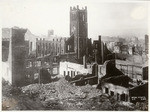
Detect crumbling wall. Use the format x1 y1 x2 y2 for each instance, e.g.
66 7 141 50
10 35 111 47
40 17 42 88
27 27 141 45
97 60 125 89
59 61 90 78
2 40 9 62
11 28 27 86
105 60 124 78
2 62 12 84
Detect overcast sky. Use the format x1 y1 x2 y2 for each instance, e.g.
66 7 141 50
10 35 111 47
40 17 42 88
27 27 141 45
0 0 149 40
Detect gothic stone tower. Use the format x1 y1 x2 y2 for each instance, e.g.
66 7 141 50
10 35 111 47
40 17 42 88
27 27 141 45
70 5 88 63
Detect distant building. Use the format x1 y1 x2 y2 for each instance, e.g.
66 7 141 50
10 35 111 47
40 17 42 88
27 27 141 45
135 45 143 55
114 45 120 53
128 46 134 55
116 59 148 81
48 29 54 37
36 36 67 58
51 37 67 55
36 38 51 57
106 42 116 52
120 45 129 54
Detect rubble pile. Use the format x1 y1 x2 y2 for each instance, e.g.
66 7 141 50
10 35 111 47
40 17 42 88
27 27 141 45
22 83 58 101
2 79 21 110
2 78 12 97
55 78 102 99
55 78 81 99
21 78 138 110
83 95 137 111
22 78 102 101
79 84 102 99
2 77 139 110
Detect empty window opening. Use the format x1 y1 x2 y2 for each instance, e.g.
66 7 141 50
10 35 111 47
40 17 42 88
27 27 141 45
71 71 73 78
121 93 126 101
83 15 84 21
64 71 66 76
110 91 114 96
105 87 109 94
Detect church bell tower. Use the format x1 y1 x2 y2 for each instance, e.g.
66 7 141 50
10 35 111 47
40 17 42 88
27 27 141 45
70 5 88 63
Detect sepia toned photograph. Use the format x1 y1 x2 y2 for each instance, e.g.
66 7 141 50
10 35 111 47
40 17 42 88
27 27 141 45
1 0 149 111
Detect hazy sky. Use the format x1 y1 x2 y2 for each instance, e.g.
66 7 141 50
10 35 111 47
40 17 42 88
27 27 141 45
0 0 149 40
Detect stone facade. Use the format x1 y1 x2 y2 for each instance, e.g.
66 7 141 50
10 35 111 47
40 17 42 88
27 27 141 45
51 37 66 55
36 36 67 58
70 5 88 61
36 38 51 57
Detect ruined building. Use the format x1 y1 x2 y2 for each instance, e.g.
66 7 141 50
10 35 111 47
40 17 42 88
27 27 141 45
97 60 148 103
36 30 67 58
36 37 67 60
2 28 27 86
66 5 112 65
68 5 88 63
2 28 37 59
93 35 106 64
36 38 52 57
2 27 39 86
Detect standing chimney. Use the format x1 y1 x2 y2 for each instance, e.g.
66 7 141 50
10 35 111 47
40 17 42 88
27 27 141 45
101 42 104 64
99 35 102 64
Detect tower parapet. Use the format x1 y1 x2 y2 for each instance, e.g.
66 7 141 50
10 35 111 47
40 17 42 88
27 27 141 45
70 5 87 11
